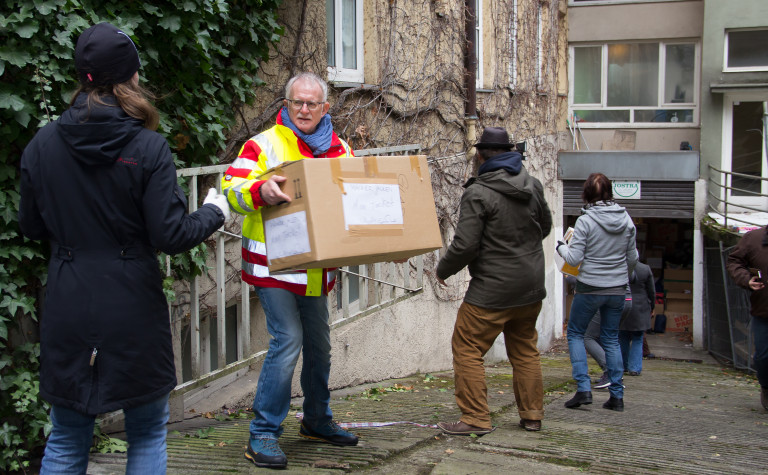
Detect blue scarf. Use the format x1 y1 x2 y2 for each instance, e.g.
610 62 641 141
478 151 523 176
280 107 333 156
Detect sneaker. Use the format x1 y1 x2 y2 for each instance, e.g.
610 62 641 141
628 371 641 376
437 420 494 436
594 372 610 389
244 437 287 469
299 420 359 446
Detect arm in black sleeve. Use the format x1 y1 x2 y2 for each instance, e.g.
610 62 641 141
18 143 48 240
142 141 225 255
644 269 656 311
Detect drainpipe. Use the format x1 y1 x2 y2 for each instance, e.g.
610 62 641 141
465 0 478 160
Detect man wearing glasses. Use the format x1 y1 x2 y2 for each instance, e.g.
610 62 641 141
222 72 356 469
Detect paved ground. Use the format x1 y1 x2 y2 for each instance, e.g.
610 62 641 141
88 332 768 474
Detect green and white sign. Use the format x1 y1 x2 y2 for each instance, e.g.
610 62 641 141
613 180 641 200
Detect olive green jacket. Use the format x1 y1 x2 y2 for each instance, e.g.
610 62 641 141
437 165 552 309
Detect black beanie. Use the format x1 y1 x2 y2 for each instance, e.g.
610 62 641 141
74 23 141 86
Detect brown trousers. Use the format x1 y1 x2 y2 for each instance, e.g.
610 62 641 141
452 300 544 428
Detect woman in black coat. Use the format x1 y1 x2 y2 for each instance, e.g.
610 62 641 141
19 23 229 474
619 261 656 375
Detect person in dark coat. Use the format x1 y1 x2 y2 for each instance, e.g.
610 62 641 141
619 261 655 376
435 127 552 434
18 23 228 474
727 225 768 411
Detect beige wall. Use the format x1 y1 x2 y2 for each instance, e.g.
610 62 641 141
569 0 703 43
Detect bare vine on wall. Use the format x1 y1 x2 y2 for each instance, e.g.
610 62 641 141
194 0 567 308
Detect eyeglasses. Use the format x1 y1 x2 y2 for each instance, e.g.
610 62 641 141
286 99 323 111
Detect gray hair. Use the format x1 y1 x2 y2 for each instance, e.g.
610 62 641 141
284 72 328 102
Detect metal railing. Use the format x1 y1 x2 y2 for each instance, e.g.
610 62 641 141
707 165 768 229
162 145 427 421
704 241 753 372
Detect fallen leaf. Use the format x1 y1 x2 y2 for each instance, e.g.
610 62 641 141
497 391 504 394
709 436 717 439
445 449 454 454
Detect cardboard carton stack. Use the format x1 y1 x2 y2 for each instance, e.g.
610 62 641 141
664 268 693 332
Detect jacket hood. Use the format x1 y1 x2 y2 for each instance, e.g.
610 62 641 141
57 93 145 166
467 153 533 202
582 202 633 234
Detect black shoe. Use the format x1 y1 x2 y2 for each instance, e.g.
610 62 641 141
299 421 359 446
628 371 641 376
244 438 287 469
564 391 593 408
762 387 768 411
603 397 624 412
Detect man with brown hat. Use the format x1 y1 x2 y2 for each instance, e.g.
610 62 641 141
435 127 552 434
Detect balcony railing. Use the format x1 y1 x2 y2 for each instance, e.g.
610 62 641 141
707 164 768 229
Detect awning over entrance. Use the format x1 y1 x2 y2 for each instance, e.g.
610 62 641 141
559 151 700 218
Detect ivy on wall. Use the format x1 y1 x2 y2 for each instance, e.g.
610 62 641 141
0 1 282 471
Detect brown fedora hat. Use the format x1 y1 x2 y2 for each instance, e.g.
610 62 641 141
474 127 514 149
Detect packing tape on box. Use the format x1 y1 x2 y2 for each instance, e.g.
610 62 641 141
410 155 424 180
348 224 404 237
330 157 397 194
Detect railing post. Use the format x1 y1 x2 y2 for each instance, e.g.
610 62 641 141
189 178 201 379
216 173 227 370
239 280 250 359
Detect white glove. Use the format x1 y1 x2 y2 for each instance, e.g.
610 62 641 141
203 188 230 222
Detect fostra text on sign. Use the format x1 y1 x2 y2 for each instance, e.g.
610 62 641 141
613 180 641 200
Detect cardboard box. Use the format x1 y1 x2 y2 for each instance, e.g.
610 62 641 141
259 155 442 271
664 268 693 293
555 227 580 276
665 292 693 313
665 311 692 332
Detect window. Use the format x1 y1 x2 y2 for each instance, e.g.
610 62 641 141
509 0 518 89
720 94 768 210
474 0 483 89
536 3 543 87
326 0 364 83
725 29 768 71
570 42 698 126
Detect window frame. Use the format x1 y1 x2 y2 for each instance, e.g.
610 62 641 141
568 40 700 128
723 28 768 73
326 0 365 84
475 0 483 89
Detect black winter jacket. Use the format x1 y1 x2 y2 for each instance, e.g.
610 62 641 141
621 262 655 331
436 152 552 309
19 93 224 414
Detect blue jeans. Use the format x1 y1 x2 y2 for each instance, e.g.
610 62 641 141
619 330 644 373
40 394 169 475
752 316 768 388
250 287 332 439
567 294 624 399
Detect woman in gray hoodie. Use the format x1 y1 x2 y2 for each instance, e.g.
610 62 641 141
557 173 638 412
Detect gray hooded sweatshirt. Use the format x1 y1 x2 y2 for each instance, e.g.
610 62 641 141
558 201 638 289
